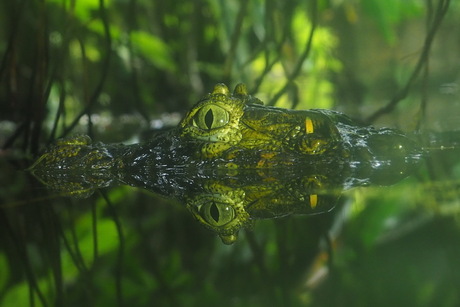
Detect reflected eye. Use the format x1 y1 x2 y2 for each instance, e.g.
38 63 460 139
198 202 235 226
192 105 229 130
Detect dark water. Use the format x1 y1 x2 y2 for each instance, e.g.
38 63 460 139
2 0 460 306
2 115 460 307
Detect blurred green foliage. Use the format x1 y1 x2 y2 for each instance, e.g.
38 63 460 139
1 0 460 306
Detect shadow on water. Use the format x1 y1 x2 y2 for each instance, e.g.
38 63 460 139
3 84 460 307
1 0 460 306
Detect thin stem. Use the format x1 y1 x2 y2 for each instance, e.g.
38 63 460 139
223 1 249 82
60 0 112 138
365 0 451 124
268 0 318 106
100 190 125 307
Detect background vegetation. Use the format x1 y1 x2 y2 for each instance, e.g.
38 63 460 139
1 0 460 306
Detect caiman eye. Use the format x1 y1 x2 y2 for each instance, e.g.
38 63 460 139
198 202 235 226
192 105 229 130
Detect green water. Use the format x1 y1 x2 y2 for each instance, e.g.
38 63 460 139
1 0 460 306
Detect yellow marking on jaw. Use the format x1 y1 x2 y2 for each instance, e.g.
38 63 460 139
305 118 314 134
309 194 318 209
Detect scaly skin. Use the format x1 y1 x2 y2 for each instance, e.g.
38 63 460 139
29 83 424 244
180 83 344 165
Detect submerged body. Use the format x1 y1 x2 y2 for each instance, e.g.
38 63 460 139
30 83 423 243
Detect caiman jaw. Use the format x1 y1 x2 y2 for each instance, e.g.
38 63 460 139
28 83 424 244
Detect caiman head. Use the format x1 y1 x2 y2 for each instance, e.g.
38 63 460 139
179 83 344 166
179 83 347 244
29 83 422 245
177 83 421 244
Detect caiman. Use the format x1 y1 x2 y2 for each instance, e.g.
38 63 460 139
29 83 424 244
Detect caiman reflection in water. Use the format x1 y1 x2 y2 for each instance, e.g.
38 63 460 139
29 84 423 244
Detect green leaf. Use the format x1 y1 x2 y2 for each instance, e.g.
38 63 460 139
361 0 423 44
0 253 8 293
49 0 114 22
131 31 176 72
